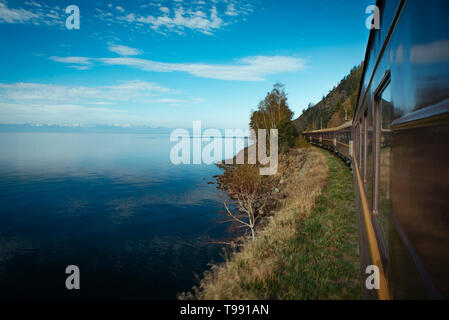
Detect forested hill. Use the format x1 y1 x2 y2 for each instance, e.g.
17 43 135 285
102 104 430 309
293 63 363 133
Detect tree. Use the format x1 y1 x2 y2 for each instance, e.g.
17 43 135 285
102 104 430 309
223 165 274 241
278 117 298 151
249 83 296 152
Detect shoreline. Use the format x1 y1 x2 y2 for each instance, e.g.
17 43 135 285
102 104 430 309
181 148 362 300
213 148 290 237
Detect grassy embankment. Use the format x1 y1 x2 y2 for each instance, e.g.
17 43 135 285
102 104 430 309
182 148 362 300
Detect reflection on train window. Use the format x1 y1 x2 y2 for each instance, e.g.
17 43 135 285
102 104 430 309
364 115 368 185
374 82 392 264
359 120 362 170
366 109 373 210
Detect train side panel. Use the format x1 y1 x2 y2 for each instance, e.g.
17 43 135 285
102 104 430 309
353 0 449 299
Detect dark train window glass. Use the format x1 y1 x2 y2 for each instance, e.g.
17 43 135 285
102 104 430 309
354 125 357 162
366 108 373 210
364 115 368 184
374 82 392 264
359 119 363 170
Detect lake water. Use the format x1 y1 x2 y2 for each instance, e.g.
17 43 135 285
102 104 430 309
0 132 239 299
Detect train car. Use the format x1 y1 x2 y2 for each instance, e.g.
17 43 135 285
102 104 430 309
353 0 449 300
305 0 449 299
304 122 353 165
335 123 353 164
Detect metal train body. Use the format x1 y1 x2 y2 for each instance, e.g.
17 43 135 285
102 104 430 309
304 0 449 299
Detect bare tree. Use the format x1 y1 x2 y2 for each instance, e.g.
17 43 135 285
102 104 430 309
223 165 274 241
224 196 258 241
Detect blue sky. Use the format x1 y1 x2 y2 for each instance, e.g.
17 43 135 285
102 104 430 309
0 0 373 129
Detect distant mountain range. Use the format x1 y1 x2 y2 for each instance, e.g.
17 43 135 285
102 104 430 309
0 124 174 134
0 124 250 137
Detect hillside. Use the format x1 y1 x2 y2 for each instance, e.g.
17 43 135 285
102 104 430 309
293 63 363 133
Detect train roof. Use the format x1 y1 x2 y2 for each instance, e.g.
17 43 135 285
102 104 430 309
303 121 353 134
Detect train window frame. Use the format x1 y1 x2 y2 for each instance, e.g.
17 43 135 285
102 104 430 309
359 119 362 170
373 71 391 264
373 71 391 217
363 110 368 186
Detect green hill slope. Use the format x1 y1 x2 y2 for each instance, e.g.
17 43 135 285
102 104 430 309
293 63 363 133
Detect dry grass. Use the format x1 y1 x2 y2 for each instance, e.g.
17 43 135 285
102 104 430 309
179 148 329 300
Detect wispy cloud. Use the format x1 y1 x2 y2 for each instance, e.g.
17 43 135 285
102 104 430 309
145 97 205 107
0 102 131 126
0 2 38 23
0 1 63 26
0 81 171 102
115 6 125 13
1 1 254 35
119 6 224 35
225 3 239 17
49 56 93 70
0 80 196 125
51 54 307 81
108 44 143 56
97 0 255 36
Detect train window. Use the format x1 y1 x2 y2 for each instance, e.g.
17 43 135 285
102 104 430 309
359 119 363 170
366 107 374 211
354 124 358 163
363 112 368 185
373 76 392 264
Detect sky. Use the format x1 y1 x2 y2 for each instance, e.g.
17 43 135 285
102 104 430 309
0 0 373 129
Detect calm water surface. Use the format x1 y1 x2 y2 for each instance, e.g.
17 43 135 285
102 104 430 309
0 133 236 299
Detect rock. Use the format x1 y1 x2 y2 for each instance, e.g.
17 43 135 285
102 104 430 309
274 188 280 193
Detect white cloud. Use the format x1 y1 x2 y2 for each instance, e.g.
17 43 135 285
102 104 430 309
108 44 143 56
149 98 188 104
69 65 91 71
1 1 254 34
146 97 204 105
24 1 42 8
98 55 306 81
0 81 171 103
0 1 63 26
103 80 170 93
0 102 131 126
159 7 170 14
91 101 114 105
0 81 192 125
225 3 238 16
120 6 223 35
0 2 38 23
50 52 306 81
103 0 254 35
49 56 93 70
50 56 92 65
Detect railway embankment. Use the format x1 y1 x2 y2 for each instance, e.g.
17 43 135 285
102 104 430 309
181 147 362 300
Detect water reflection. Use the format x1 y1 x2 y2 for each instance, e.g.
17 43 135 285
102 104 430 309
0 132 235 299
